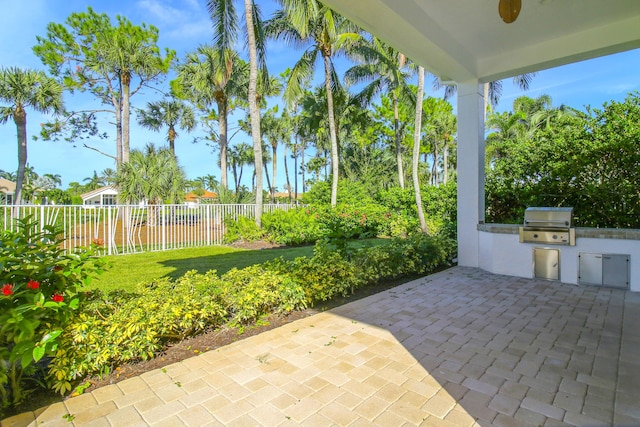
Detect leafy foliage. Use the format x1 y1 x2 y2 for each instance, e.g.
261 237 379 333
0 216 103 413
486 93 640 228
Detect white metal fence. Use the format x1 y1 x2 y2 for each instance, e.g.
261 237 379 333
1 204 298 256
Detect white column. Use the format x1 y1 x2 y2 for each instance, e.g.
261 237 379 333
456 81 485 267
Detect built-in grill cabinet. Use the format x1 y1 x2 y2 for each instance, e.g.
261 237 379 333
519 207 575 246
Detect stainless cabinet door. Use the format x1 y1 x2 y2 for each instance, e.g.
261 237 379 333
534 248 559 280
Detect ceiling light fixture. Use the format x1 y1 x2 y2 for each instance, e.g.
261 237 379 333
498 0 522 23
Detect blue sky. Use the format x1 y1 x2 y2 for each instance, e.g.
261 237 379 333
1 0 639 190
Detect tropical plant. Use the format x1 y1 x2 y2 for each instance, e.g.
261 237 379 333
0 216 103 410
33 7 175 167
346 37 417 188
82 171 105 191
207 0 268 226
174 45 247 187
268 0 361 207
137 97 196 156
0 67 63 205
115 144 186 225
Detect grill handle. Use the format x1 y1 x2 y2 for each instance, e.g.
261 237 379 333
524 219 570 227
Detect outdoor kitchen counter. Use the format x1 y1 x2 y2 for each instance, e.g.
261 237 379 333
478 223 640 240
477 224 640 291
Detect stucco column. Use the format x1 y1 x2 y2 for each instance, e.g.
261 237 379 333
456 81 485 267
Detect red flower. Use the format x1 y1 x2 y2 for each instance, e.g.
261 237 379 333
27 280 40 290
52 293 64 303
2 284 13 296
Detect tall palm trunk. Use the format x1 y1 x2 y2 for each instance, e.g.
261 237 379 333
271 144 277 200
122 71 131 164
264 161 273 203
217 98 229 188
323 53 339 208
431 141 439 186
443 141 449 184
393 94 405 189
13 106 27 205
284 144 291 203
413 66 427 233
301 143 306 194
245 0 263 227
168 126 177 155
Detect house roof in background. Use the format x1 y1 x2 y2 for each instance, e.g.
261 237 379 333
80 186 118 200
0 178 16 194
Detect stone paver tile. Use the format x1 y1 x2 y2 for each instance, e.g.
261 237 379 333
208 399 253 425
140 370 173 388
117 377 151 395
581 402 613 424
91 384 123 405
267 391 298 410
514 407 548 426
281 397 324 423
106 405 144 426
457 397 498 423
134 396 166 414
335 391 363 410
176 404 215 426
443 408 476 427
422 394 456 419
78 417 111 427
67 401 117 425
113 386 156 408
521 397 565 420
1 411 36 427
63 392 98 415
563 411 601 426
353 395 390 421
373 382 406 404
154 382 189 403
373 409 409 426
461 377 499 396
139 400 185 425
493 413 531 427
33 402 69 424
151 415 187 426
552 391 584 413
489 393 521 417
319 401 359 425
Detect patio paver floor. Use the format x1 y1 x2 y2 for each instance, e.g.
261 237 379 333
3 266 639 426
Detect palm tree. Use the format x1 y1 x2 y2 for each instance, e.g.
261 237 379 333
83 171 105 191
269 0 360 207
137 98 196 156
0 67 63 205
100 168 117 185
42 173 62 187
175 46 246 187
345 37 416 189
115 143 186 225
228 142 254 193
207 0 267 226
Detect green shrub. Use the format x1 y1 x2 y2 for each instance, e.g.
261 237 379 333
220 265 306 324
47 271 227 394
0 216 103 413
261 208 322 245
223 216 264 243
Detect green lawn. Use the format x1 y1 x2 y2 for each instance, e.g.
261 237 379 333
90 239 387 293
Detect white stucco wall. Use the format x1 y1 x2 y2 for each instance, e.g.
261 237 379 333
479 226 640 292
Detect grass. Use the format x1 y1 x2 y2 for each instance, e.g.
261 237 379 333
89 239 387 293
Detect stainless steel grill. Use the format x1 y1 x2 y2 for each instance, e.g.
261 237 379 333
519 207 576 246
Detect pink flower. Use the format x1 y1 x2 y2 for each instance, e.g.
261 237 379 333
52 293 64 303
27 280 40 290
2 284 13 296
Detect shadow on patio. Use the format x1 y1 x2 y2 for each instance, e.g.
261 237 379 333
4 267 640 426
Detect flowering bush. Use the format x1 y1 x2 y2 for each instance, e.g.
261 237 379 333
0 216 103 413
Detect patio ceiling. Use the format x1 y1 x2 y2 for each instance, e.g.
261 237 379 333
320 0 640 83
